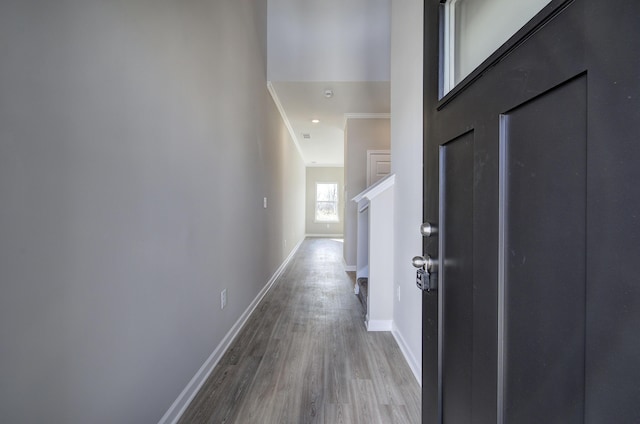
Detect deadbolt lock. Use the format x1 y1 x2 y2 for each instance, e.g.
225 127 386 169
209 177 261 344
412 255 438 293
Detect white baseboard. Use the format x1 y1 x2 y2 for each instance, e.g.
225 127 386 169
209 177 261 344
342 256 356 272
158 238 304 424
392 322 422 385
305 233 344 238
366 319 393 332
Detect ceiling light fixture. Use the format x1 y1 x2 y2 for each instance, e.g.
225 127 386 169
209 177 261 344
324 89 334 99
311 119 320 124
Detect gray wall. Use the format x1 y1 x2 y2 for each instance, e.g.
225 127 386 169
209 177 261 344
0 0 305 422
390 0 424 381
305 167 345 236
343 118 391 267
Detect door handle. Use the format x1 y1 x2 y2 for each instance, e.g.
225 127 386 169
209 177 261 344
412 255 437 273
420 222 438 237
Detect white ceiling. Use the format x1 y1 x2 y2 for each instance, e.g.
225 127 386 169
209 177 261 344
269 81 390 166
267 0 391 167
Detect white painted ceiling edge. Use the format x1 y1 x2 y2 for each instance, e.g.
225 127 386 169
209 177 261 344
267 82 306 163
267 0 391 166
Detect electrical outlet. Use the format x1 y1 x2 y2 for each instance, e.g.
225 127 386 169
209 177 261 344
221 289 227 309
263 197 267 208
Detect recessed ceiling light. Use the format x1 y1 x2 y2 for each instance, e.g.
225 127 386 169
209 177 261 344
324 89 334 98
311 119 320 124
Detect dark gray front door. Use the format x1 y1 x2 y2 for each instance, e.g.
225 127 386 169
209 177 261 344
422 1 640 423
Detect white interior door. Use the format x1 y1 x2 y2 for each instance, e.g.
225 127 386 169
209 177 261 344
367 150 391 187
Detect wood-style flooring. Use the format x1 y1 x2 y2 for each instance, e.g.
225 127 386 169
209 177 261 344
178 238 421 424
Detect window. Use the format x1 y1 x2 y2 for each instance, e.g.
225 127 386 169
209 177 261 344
315 183 339 222
441 0 552 97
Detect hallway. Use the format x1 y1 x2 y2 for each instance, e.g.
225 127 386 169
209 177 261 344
179 238 420 423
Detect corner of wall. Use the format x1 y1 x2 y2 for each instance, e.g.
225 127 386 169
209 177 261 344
158 239 304 424
389 0 424 389
392 322 422 385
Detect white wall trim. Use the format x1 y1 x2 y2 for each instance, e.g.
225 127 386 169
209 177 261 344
158 238 304 424
366 319 393 332
392 322 422 385
267 81 305 163
306 163 344 168
344 112 391 120
343 113 391 129
305 233 344 238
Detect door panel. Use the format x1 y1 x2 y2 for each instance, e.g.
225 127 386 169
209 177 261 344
440 132 474 424
422 1 640 423
501 76 586 423
584 4 640 423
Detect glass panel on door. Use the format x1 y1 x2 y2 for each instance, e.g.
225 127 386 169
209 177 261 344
441 0 552 96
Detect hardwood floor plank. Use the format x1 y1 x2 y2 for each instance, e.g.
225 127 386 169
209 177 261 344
347 321 374 381
324 315 354 405
379 404 415 424
178 238 421 423
298 331 325 423
364 333 407 406
349 379 386 424
324 403 356 424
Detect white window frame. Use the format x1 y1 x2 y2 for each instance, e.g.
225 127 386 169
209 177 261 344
442 0 459 96
314 182 340 223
